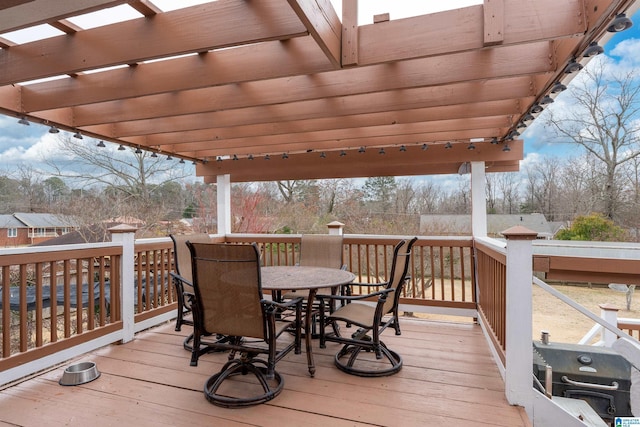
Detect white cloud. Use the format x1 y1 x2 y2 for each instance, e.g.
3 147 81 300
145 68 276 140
609 38 640 68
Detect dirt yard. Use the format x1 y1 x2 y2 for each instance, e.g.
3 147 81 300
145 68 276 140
411 281 640 345
533 282 640 344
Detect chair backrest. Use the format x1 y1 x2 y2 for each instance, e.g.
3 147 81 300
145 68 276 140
188 242 265 339
170 233 212 284
382 237 418 315
299 234 344 269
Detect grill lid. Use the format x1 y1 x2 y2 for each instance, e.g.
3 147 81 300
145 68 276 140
533 341 631 381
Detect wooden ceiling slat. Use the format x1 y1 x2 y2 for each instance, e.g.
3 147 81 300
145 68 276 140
70 74 538 130
0 0 307 86
63 42 551 127
125 116 511 152
20 37 334 112
108 99 525 138
0 0 126 33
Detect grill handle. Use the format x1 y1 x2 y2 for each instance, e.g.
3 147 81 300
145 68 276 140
561 375 619 391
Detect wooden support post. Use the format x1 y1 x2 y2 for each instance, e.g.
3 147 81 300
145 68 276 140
599 303 620 347
471 161 487 237
217 174 231 235
109 224 138 344
503 226 538 412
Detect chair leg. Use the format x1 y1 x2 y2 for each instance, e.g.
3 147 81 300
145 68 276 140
175 310 183 331
190 331 201 367
334 341 403 377
204 358 285 408
392 311 401 335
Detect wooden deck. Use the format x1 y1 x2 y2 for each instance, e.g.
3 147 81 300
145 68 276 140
0 318 530 426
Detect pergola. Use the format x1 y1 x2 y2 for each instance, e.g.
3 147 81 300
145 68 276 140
0 0 636 185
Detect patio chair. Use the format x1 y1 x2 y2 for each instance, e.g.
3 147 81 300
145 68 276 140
186 242 303 408
281 234 345 333
316 237 417 377
169 233 212 350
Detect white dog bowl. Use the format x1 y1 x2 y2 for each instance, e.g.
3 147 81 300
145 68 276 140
59 361 100 386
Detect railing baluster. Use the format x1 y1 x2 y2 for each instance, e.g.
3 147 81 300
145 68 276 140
19 264 27 352
1 265 9 357
49 260 58 343
75 258 82 335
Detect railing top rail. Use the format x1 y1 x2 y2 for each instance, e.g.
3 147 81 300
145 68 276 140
533 240 640 260
223 233 474 246
0 241 120 257
474 236 507 254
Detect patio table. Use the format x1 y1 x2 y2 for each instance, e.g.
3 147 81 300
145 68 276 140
261 266 355 377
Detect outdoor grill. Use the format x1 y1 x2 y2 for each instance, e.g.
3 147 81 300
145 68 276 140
533 340 633 423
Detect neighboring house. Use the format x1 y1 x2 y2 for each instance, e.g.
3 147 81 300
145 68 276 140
0 213 79 247
31 222 121 246
0 214 26 247
420 213 559 239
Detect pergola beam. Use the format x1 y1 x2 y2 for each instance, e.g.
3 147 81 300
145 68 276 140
198 141 524 183
0 0 308 85
186 129 507 160
286 0 342 67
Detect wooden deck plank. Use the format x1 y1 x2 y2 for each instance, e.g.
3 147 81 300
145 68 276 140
0 318 529 426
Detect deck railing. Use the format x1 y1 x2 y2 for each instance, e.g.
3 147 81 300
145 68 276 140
0 243 123 373
226 234 477 315
474 238 507 365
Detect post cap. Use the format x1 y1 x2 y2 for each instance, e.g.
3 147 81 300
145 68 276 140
501 225 538 240
108 224 138 233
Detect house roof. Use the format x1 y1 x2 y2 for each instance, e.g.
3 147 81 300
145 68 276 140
1 0 638 183
31 222 119 246
0 214 23 228
12 213 78 228
420 213 555 237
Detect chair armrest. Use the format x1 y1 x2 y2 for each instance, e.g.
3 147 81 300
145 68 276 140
169 271 193 287
261 296 303 311
316 287 393 303
348 281 390 288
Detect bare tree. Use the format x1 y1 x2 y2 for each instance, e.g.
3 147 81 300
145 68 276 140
545 58 640 219
412 181 443 213
495 172 522 214
523 157 561 220
14 164 46 212
44 136 192 226
394 178 416 214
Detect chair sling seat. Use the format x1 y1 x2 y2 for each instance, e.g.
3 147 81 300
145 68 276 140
169 233 214 351
281 234 345 336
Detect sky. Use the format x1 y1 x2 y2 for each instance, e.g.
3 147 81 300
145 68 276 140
0 1 638 187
